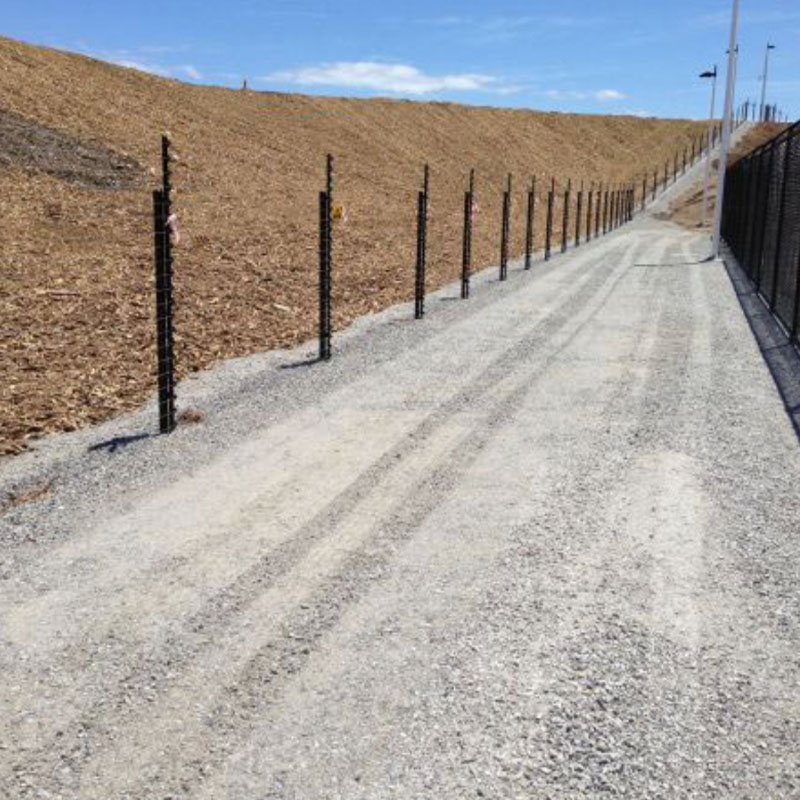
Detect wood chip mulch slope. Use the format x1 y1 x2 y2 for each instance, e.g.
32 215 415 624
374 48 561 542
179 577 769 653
664 123 788 231
0 36 710 455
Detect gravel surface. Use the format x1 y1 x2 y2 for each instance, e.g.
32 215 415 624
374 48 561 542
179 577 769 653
2 143 800 798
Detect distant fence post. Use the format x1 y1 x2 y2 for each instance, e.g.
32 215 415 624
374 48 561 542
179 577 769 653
500 173 511 281
525 176 536 269
575 180 583 247
608 189 617 233
561 179 571 253
152 134 176 435
793 246 800 341
586 182 594 242
754 142 776 291
545 177 554 260
595 182 602 238
602 185 609 234
461 168 474 299
769 140 793 313
746 149 767 286
414 164 429 318
318 154 333 360
652 168 657 201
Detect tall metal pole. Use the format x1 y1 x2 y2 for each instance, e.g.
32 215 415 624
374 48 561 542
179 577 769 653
701 67 718 227
759 43 775 122
711 0 740 259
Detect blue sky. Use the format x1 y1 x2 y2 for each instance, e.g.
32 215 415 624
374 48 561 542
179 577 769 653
4 1 799 120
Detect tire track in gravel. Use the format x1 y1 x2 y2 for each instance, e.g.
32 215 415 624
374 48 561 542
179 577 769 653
1 236 625 612
2 236 654 799
187 233 681 800
0 240 632 740
106 234 659 800
489 233 786 798
448 233 712 797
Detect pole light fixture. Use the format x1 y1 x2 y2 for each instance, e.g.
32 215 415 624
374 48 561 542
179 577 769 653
710 0 740 259
700 67 718 227
760 43 776 122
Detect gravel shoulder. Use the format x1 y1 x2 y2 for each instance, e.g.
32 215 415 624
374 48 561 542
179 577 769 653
2 152 800 798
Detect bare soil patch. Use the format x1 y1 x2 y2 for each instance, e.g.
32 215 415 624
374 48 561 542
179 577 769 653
0 107 141 188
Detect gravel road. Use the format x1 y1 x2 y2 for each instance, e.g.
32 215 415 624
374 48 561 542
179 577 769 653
2 154 800 798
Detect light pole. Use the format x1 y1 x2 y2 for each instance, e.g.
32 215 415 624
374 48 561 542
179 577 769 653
711 0 740 259
759 43 776 121
700 66 718 227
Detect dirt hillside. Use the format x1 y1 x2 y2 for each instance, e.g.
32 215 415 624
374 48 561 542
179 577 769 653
0 36 709 454
663 123 788 230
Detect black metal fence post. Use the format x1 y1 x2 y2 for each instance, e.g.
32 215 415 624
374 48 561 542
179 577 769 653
319 154 333 359
586 182 594 242
769 140 792 313
575 180 583 247
595 182 602 239
792 244 800 341
608 189 617 233
525 176 536 269
561 178 571 253
545 177 554 261
754 142 776 291
461 168 474 299
500 173 511 281
152 135 176 435
652 169 657 201
602 185 609 234
414 164 430 318
415 191 426 318
641 175 647 212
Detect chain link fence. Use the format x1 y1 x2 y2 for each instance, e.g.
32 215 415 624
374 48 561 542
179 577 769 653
723 120 800 343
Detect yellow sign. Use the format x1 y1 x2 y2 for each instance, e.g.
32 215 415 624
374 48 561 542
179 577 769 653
332 205 344 222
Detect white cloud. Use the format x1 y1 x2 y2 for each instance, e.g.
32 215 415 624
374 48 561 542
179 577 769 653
596 89 626 101
264 61 501 95
691 9 800 28
176 64 203 81
542 88 627 102
102 53 202 82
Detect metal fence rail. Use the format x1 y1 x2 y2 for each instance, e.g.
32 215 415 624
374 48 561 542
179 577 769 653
723 120 800 342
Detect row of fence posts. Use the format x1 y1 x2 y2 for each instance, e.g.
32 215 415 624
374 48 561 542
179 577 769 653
152 127 716 435
736 98 788 125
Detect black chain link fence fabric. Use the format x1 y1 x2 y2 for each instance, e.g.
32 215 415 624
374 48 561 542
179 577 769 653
723 121 800 341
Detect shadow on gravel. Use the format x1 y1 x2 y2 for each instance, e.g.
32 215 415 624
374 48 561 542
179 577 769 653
88 433 151 454
724 253 800 444
634 259 712 268
279 357 323 371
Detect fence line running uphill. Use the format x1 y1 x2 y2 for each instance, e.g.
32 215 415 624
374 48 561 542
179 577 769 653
722 118 800 344
150 129 713 437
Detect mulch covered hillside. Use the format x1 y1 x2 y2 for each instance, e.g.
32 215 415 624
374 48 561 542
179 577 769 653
0 36 709 454
664 123 788 231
